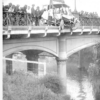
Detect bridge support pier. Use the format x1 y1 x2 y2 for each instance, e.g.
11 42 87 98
57 59 67 88
57 37 67 93
5 54 12 75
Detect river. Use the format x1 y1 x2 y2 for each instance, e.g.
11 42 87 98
66 55 95 100
67 76 94 100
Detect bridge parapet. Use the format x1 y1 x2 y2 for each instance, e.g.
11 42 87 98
79 16 100 26
3 25 100 39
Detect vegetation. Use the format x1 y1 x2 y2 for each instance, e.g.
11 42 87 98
40 74 66 94
3 71 71 100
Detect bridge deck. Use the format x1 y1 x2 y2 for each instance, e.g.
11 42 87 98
3 26 100 38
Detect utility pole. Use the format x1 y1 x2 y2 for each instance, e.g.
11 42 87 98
74 0 77 12
49 0 53 8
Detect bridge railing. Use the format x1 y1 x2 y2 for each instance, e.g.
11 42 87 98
3 11 32 26
79 15 100 26
3 11 100 27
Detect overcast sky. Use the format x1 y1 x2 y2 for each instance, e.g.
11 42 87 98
3 0 100 16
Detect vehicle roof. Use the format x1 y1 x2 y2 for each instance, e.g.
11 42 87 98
53 4 69 8
48 3 69 9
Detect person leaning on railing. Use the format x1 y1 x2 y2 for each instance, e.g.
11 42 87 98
3 3 13 26
3 4 44 26
14 5 20 25
3 3 100 27
19 5 27 26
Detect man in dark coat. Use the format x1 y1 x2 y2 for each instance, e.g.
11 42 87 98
21 5 27 13
35 6 41 26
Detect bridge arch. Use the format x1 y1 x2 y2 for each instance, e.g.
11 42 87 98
3 45 58 57
67 41 100 58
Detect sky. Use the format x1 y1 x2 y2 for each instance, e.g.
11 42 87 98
2 0 100 16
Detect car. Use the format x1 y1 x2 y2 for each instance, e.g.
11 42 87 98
41 3 80 29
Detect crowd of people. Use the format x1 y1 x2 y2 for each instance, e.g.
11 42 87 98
3 3 46 26
3 3 100 27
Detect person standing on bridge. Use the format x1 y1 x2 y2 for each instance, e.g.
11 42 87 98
31 4 35 26
8 3 15 25
26 6 31 25
35 6 41 26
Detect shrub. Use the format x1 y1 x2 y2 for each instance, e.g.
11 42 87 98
95 91 100 100
3 71 70 100
39 74 66 94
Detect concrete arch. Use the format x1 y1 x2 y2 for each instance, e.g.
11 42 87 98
67 41 100 58
3 45 58 57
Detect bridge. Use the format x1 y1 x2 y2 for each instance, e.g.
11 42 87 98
3 25 100 92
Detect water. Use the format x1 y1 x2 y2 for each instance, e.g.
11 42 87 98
67 77 94 100
66 68 95 100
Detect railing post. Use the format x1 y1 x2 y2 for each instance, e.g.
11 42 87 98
27 26 31 38
97 26 100 34
79 26 84 35
89 26 93 35
6 26 11 39
43 26 48 37
56 26 61 36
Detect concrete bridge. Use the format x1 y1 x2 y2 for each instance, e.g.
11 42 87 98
3 25 100 91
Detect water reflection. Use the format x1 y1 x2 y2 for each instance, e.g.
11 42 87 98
66 49 95 100
67 76 94 100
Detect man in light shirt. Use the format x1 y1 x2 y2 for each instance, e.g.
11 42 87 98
27 6 31 25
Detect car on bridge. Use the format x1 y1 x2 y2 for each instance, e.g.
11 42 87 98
41 3 80 29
